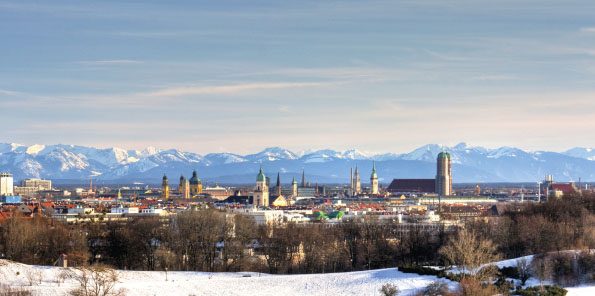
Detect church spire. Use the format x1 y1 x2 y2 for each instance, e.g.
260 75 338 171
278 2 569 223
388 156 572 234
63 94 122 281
276 172 281 195
301 169 306 188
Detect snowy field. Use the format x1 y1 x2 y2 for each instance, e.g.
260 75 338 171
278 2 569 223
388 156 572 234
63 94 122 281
0 257 594 296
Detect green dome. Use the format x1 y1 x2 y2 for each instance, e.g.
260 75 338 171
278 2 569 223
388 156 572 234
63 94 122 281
189 170 201 185
292 177 297 185
437 152 451 159
162 174 168 180
256 167 266 182
371 161 378 179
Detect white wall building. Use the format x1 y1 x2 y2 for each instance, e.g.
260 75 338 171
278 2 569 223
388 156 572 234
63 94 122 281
0 173 14 196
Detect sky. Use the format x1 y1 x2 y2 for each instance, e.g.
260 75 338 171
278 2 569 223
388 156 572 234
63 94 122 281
2 0 595 155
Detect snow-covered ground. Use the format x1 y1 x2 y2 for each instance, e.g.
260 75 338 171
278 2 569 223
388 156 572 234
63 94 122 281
0 257 593 296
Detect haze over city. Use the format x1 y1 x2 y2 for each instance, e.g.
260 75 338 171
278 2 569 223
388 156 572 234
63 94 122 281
2 0 595 154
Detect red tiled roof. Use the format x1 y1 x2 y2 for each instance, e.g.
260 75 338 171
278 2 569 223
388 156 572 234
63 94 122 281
551 183 575 194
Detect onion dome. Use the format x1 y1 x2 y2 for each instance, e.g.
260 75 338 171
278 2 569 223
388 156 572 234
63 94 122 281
437 152 452 159
189 170 201 185
371 161 378 179
256 166 266 182
292 177 297 185
163 174 168 181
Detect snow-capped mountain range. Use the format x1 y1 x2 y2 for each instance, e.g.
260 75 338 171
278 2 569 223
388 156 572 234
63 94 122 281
1 143 594 184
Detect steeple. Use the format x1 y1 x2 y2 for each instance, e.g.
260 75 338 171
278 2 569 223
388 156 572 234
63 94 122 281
301 169 306 188
371 161 378 178
276 172 281 195
370 161 379 195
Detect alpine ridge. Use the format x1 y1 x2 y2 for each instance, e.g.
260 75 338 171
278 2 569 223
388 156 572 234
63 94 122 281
0 143 593 184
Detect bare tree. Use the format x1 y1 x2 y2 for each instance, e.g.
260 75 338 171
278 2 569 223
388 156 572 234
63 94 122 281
532 255 553 291
24 269 42 286
517 258 532 285
69 264 124 296
439 227 499 279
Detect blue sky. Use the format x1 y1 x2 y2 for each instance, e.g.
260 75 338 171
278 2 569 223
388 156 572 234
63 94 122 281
2 0 595 154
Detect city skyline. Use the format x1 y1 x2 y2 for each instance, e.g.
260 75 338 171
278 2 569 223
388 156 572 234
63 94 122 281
2 1 595 154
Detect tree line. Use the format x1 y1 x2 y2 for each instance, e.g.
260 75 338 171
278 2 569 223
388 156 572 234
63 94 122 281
1 193 594 276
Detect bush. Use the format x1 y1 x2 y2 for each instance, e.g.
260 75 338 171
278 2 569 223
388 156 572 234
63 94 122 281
0 284 32 296
551 254 579 287
457 278 499 296
379 283 400 296
494 277 515 294
397 265 462 282
514 285 567 296
578 251 595 282
413 281 453 296
398 265 443 276
500 266 520 279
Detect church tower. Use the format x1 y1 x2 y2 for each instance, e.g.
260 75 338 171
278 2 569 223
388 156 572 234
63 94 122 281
254 166 269 207
161 174 170 199
275 172 282 196
354 166 361 194
436 152 452 196
179 175 190 199
189 170 202 196
301 169 306 188
370 161 379 195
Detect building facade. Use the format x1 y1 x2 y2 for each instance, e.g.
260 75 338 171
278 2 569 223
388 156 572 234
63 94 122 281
20 178 52 190
0 173 14 196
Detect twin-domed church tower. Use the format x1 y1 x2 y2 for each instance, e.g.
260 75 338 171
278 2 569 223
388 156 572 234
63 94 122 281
162 169 203 199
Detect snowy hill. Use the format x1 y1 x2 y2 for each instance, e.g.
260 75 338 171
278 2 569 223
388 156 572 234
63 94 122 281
0 256 593 296
1 143 595 183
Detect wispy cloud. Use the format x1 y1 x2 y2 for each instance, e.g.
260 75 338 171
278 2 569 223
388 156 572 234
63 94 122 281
580 27 595 33
108 30 219 38
76 60 143 66
141 82 332 97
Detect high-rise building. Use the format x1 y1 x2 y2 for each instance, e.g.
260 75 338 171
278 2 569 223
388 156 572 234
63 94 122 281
435 152 452 196
189 170 202 195
161 174 170 199
370 161 379 195
0 173 14 196
254 166 269 207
